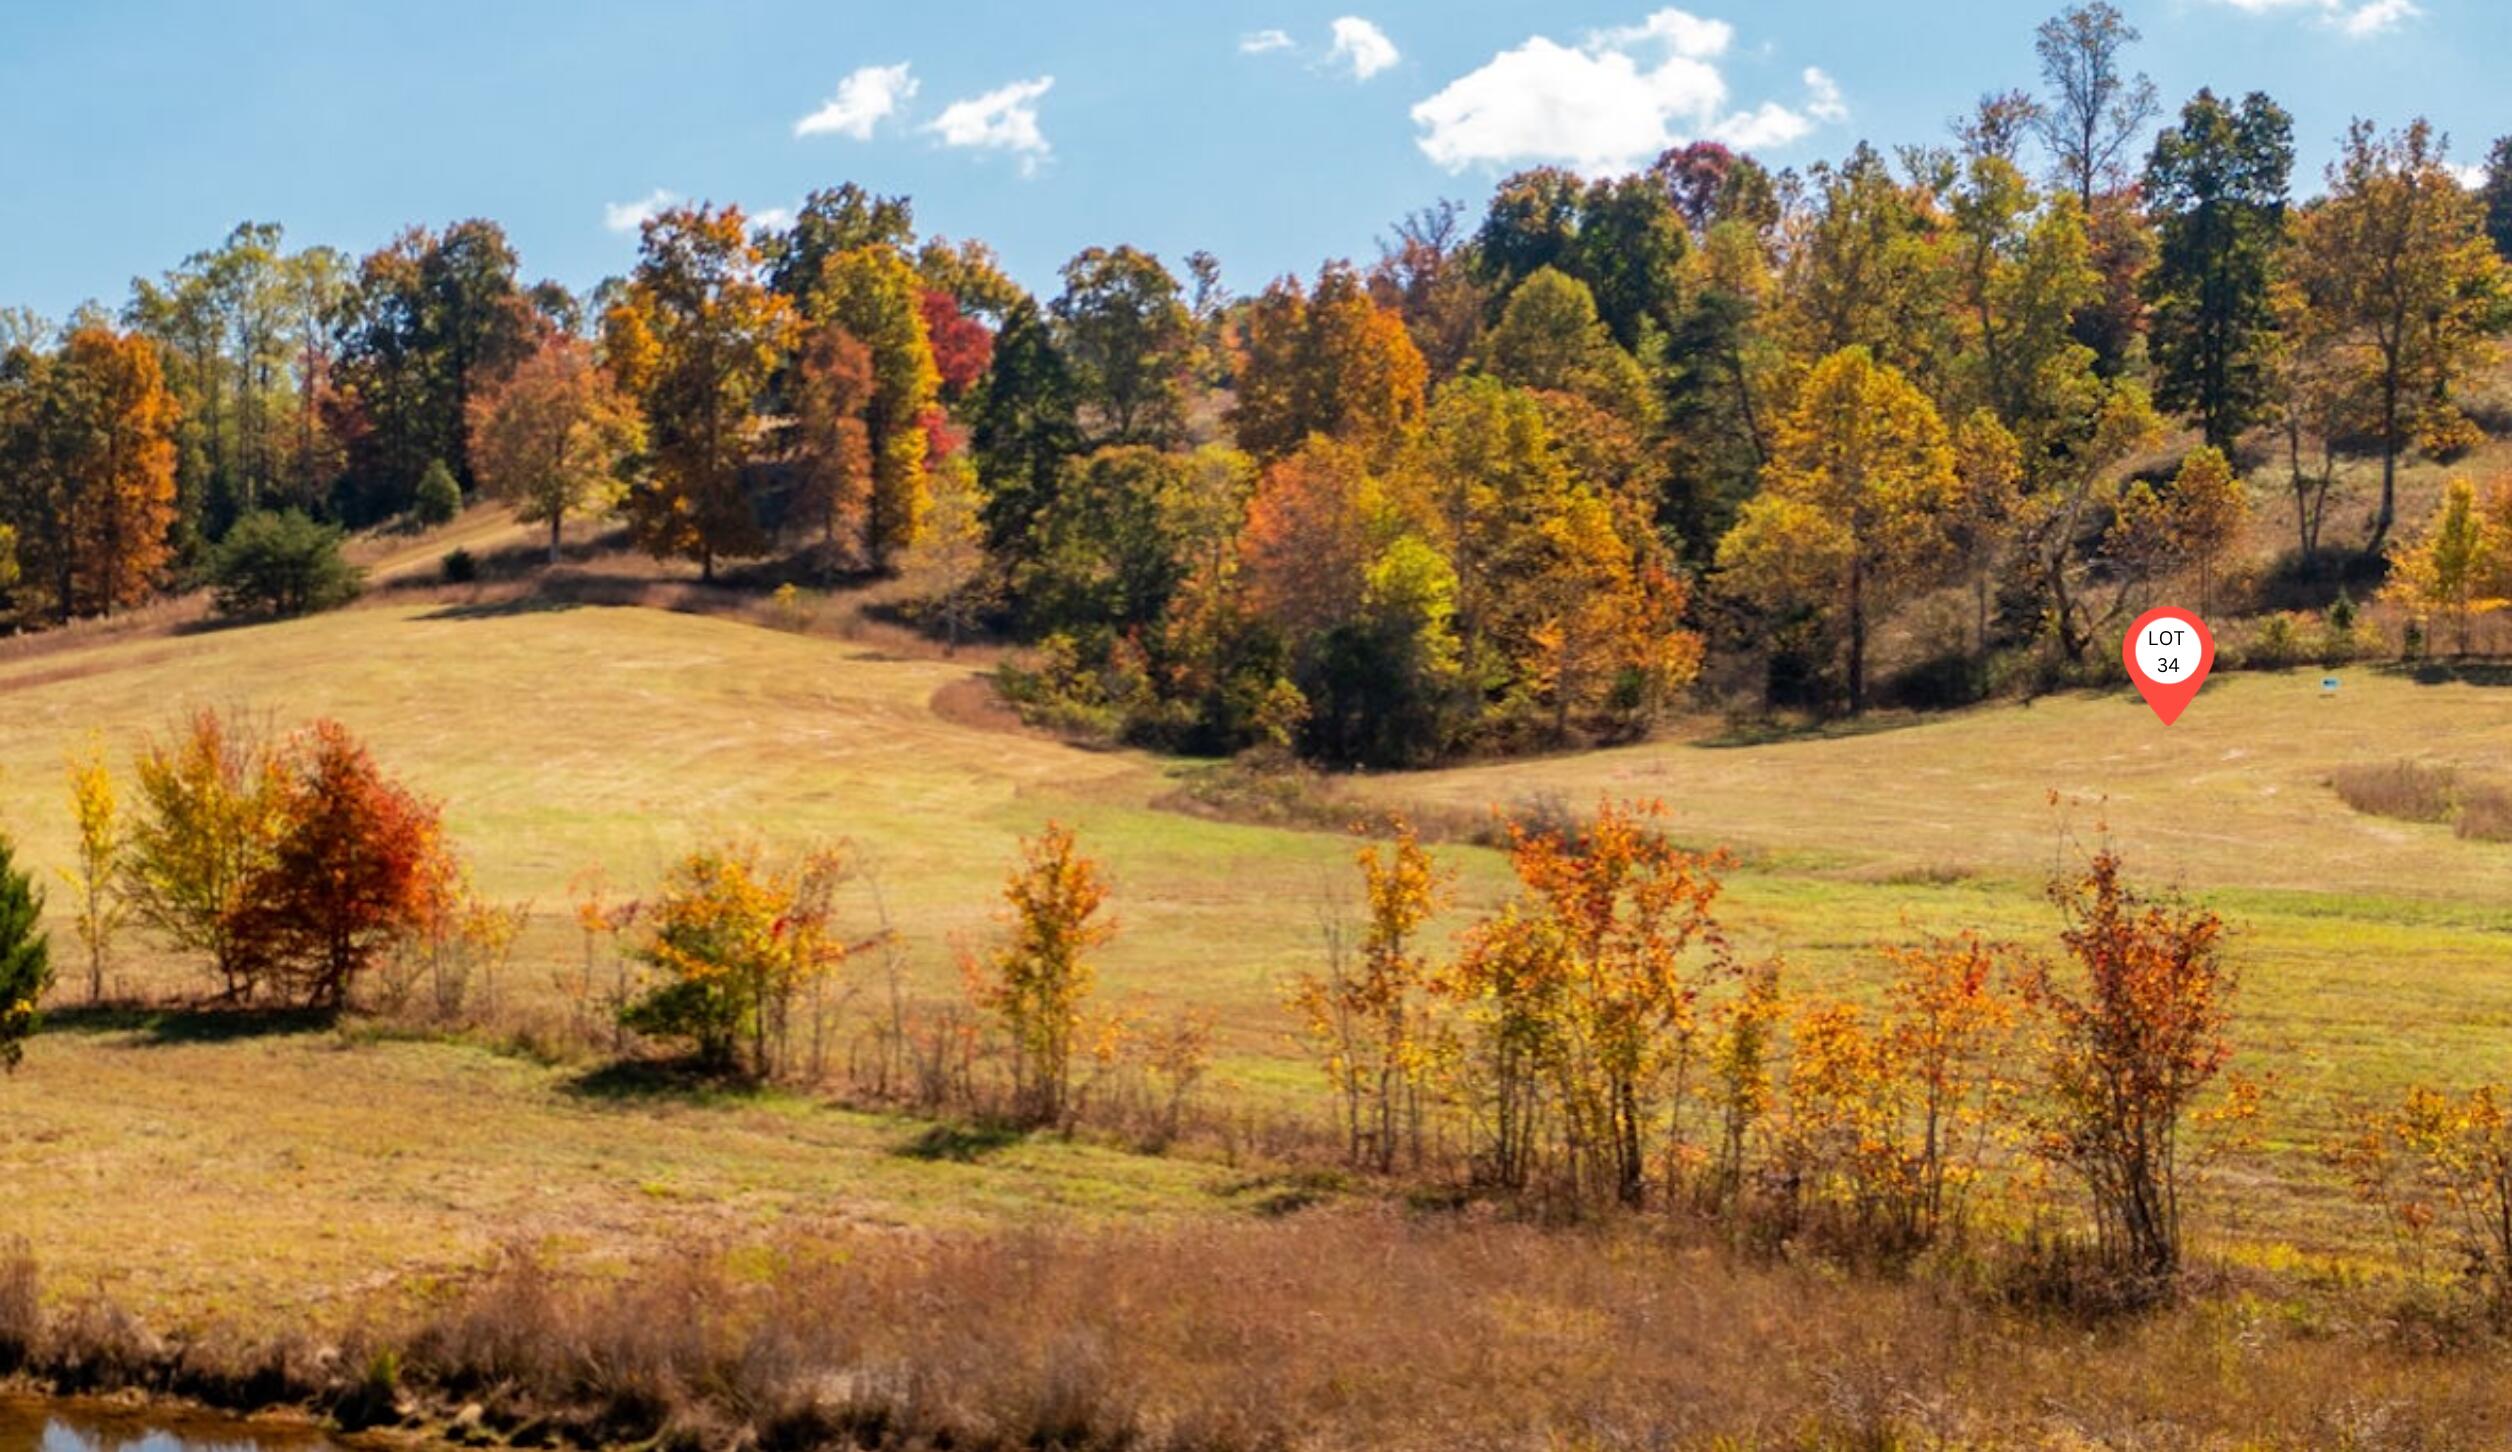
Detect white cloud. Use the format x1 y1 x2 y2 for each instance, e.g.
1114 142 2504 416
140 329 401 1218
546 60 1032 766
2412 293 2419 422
1803 66 1848 125
794 62 918 140
750 205 796 232
1589 9 1732 57
2338 0 2419 36
1240 28 1294 54
2205 0 2420 36
1410 8 1838 175
603 187 678 234
1327 16 1400 79
2451 162 2488 190
927 76 1055 175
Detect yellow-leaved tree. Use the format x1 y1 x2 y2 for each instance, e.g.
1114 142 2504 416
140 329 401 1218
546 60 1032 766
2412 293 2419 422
2382 476 2505 658
1289 816 1451 1173
1717 346 1960 713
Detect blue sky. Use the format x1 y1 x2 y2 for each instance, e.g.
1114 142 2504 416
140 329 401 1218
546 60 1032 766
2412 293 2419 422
0 1 2501 322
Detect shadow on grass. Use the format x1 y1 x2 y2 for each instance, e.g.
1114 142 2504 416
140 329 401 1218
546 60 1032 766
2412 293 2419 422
559 1058 768 1107
41 1003 339 1046
416 594 593 623
1217 1169 1350 1217
2383 661 2512 689
893 1121 1027 1163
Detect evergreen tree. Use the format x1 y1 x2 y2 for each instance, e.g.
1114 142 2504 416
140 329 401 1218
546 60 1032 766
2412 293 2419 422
0 832 52 1073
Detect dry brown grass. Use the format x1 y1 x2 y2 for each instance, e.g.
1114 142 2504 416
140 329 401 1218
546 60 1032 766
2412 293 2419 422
2331 760 2462 823
2455 781 2512 842
8 1219 2512 1450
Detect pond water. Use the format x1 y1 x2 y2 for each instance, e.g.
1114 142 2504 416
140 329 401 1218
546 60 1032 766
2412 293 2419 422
0 1401 344 1452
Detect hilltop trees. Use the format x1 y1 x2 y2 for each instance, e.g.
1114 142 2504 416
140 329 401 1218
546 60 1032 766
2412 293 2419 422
1052 246 1196 447
466 333 644 565
2144 90 2294 451
2291 120 2504 548
0 323 182 623
1718 348 1959 713
806 246 942 566
604 205 797 581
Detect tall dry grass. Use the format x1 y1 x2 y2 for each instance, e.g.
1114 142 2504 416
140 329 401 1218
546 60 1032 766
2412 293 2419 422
7 1220 2512 1449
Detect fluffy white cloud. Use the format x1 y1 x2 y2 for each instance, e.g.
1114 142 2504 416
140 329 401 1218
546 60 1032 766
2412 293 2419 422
1411 8 1839 174
1239 28 1294 54
1327 16 1400 79
603 187 678 234
927 76 1055 175
2206 0 2420 36
2338 0 2419 36
750 205 796 232
1803 66 1848 125
794 62 917 140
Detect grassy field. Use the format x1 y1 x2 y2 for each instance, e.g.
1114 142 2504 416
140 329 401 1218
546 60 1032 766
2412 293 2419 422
5 582 2512 1325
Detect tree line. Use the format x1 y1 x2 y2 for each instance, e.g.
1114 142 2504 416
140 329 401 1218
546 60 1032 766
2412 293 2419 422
5 3 2511 755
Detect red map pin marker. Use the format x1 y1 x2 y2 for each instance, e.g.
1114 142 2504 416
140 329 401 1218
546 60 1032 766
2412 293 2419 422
2123 606 2215 725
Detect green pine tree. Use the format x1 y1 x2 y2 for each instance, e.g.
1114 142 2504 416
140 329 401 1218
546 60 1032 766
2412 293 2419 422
0 833 51 1072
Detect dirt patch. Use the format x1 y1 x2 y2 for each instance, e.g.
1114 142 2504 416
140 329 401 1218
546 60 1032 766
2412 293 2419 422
928 673 1027 736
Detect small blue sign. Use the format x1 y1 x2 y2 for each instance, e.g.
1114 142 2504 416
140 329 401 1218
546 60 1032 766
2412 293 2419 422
2322 676 2341 694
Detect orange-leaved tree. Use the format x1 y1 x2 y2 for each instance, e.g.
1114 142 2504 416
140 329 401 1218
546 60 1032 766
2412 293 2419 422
466 331 645 566
2024 847 2238 1285
966 822 1117 1129
1445 798 1732 1207
230 720 455 1010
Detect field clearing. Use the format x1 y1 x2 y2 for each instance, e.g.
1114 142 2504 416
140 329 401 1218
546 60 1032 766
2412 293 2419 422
4 596 2512 1322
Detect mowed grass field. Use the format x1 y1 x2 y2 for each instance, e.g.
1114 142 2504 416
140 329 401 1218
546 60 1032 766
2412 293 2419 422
4 590 2512 1323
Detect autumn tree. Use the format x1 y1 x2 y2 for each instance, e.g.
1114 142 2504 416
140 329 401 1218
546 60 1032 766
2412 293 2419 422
330 220 531 521
466 332 644 565
124 708 288 1001
0 830 49 1073
920 288 994 400
2291 120 2505 548
231 720 453 1009
1051 245 1195 447
1367 200 1487 381
2338 1083 2512 1314
2143 89 2293 452
1717 347 1960 712
1229 262 1428 464
1444 799 1732 1207
1477 267 1655 428
61 737 128 1004
787 324 877 562
968 823 1116 1129
0 324 182 622
2025 847 2238 1285
1949 409 2025 662
2381 476 2502 656
621 842 855 1078
897 453 992 652
807 246 942 565
1239 437 1464 764
763 183 916 315
2168 445 2250 614
603 205 796 580
1290 818 1451 1172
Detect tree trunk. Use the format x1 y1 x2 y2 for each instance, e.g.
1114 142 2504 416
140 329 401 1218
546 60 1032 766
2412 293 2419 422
1847 555 1868 714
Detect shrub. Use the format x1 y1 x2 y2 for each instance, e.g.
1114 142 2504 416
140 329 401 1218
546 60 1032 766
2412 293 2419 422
1288 818 1449 1172
2336 1084 2512 1316
2023 849 2241 1289
208 510 363 619
413 459 462 526
440 548 478 584
0 833 52 1073
2456 782 2512 842
2331 760 2460 823
621 844 855 1079
2245 611 2309 669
